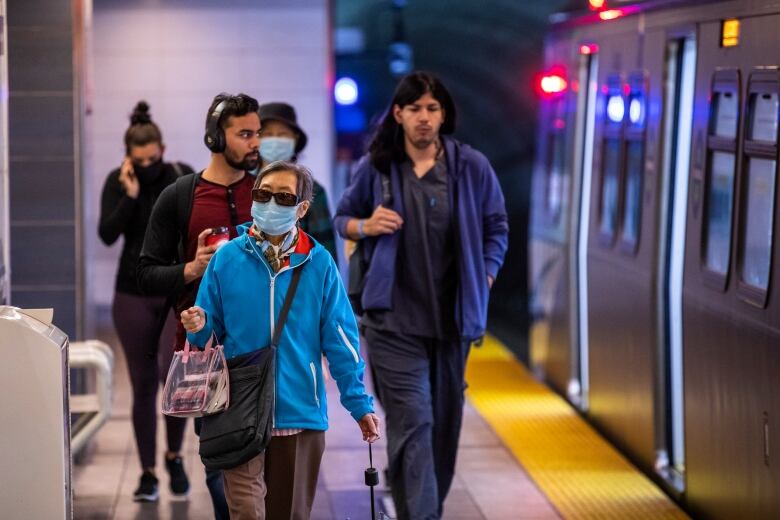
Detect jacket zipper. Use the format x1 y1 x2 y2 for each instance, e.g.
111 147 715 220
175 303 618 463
336 324 360 363
309 362 320 408
250 237 313 429
262 261 278 428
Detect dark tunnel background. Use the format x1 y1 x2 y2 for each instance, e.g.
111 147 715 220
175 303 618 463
334 0 578 362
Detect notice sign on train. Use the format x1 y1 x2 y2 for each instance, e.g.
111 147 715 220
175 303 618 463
722 19 739 47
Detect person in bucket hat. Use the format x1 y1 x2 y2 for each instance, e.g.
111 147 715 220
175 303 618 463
257 102 339 264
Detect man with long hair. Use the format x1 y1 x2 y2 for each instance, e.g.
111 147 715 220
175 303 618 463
335 71 509 519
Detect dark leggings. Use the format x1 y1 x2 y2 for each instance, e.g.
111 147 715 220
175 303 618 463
112 291 187 469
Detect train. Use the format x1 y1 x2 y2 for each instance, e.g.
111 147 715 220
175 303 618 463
530 0 780 517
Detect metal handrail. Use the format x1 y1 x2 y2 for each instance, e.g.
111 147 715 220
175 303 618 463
69 340 113 455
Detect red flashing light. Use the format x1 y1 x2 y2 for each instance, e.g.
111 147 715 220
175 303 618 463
589 0 606 9
599 9 623 20
540 74 568 95
579 43 600 55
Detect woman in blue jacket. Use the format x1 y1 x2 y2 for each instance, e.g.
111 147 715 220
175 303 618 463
182 161 380 519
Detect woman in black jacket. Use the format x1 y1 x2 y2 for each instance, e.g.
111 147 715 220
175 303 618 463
98 101 193 502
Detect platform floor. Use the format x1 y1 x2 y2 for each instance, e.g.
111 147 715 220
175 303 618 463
73 321 560 519
466 334 689 520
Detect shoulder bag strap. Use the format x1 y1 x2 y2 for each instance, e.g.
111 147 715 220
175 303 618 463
380 171 393 207
271 265 304 348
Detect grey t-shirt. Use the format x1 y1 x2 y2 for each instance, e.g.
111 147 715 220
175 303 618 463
363 152 458 339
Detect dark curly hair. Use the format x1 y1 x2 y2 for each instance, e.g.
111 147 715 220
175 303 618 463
205 93 260 132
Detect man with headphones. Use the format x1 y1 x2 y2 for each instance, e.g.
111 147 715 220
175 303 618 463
138 92 261 518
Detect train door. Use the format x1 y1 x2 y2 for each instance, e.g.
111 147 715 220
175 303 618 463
586 25 658 470
655 32 696 488
568 43 599 410
529 35 576 394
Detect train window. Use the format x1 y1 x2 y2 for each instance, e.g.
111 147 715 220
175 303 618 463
546 132 565 218
712 92 738 138
619 73 648 252
599 138 621 238
702 70 740 286
740 157 776 290
736 70 780 306
705 151 736 275
598 75 624 245
749 93 778 142
621 141 643 246
544 97 567 221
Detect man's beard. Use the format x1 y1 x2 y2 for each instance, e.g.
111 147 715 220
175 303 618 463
225 148 259 171
409 136 436 150
406 131 440 152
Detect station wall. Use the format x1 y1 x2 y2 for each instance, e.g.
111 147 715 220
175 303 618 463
87 0 333 311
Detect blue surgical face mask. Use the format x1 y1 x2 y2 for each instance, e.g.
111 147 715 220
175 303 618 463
251 199 299 236
259 137 296 163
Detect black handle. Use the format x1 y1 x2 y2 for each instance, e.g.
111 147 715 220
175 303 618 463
364 467 379 486
366 442 377 519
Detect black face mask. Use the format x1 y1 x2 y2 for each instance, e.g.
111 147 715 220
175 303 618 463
133 159 164 184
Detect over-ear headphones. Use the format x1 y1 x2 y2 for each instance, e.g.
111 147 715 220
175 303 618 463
203 100 228 153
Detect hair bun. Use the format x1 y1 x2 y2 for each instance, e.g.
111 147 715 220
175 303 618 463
130 101 152 125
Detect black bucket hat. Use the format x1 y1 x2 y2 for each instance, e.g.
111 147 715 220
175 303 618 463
258 102 308 153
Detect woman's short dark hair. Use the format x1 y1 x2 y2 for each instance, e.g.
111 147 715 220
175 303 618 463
205 93 260 131
124 101 162 155
368 71 457 174
253 160 314 203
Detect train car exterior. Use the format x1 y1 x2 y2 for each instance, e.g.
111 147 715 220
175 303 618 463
0 8 8 306
530 1 780 517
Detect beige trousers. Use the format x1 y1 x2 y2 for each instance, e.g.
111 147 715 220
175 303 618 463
222 430 326 520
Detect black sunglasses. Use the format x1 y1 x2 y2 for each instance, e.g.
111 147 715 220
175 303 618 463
252 188 299 207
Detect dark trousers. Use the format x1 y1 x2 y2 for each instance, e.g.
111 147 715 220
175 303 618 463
222 430 326 519
364 327 469 520
112 291 187 469
194 418 230 520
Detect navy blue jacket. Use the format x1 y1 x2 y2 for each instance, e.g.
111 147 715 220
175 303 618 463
334 137 509 340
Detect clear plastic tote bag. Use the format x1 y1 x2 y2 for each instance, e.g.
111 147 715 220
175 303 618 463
162 335 229 418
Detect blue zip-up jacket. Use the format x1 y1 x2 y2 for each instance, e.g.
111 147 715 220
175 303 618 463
334 137 509 340
187 224 374 430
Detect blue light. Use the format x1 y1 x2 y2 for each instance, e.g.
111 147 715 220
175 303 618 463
607 95 625 123
335 77 359 106
629 97 643 125
335 105 366 133
388 42 413 77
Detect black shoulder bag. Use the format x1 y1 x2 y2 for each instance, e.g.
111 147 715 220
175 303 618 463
198 265 304 471
347 171 392 315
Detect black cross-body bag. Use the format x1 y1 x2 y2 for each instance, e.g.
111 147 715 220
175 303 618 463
198 265 304 472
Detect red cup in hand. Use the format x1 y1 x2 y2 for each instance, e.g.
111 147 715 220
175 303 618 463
205 226 230 249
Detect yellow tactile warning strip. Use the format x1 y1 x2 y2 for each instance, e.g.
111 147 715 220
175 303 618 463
465 332 690 520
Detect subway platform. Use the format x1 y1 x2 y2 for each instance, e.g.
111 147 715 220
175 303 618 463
71 320 687 519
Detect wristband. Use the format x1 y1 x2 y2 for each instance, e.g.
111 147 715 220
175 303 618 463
357 219 366 239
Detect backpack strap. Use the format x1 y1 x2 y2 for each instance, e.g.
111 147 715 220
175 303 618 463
379 170 392 207
174 171 200 251
271 266 303 348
